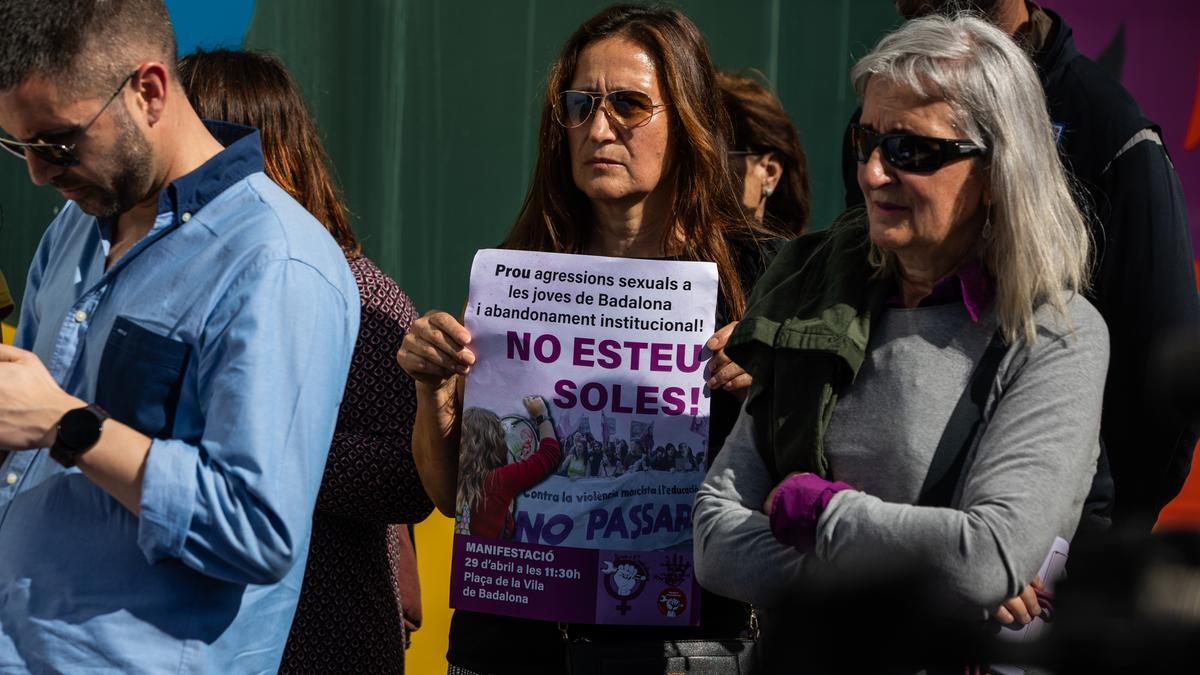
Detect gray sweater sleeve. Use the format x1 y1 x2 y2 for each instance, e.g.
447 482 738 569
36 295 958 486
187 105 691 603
693 409 811 606
694 295 1109 614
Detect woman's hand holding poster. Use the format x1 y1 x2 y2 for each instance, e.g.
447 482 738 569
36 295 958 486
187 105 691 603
451 249 717 626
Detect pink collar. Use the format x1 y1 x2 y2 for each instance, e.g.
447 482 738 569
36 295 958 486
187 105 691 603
886 258 994 322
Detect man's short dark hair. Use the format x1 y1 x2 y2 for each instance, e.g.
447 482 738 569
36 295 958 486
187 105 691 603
0 0 176 96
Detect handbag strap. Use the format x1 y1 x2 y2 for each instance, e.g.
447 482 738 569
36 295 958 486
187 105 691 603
917 330 1007 508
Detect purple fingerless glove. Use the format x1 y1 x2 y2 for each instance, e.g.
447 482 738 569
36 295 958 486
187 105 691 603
768 473 854 549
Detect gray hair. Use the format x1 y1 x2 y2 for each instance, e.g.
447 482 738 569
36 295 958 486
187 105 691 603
851 13 1090 344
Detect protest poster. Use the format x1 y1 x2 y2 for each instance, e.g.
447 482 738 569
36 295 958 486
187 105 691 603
450 249 717 626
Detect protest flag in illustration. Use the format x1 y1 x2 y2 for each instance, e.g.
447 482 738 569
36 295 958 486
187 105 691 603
630 419 655 454
600 412 616 445
554 410 573 443
450 249 717 627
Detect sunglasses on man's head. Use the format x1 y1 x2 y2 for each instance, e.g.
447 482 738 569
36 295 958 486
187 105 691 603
554 90 668 129
850 123 986 173
0 71 136 169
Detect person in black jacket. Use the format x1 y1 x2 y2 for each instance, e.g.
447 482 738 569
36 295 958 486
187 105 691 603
844 0 1199 531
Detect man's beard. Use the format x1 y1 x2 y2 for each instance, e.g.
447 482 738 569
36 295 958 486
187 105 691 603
68 110 154 218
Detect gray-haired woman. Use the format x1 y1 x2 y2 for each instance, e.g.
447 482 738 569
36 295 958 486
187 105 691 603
693 13 1108 668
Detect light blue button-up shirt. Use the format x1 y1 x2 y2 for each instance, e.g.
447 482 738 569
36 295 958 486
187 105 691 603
0 122 359 673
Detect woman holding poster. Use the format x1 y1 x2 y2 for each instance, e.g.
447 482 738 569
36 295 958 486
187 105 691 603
694 14 1109 669
397 5 782 674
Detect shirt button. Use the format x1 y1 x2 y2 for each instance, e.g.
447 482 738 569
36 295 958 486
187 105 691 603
181 212 192 223
5 473 16 486
73 310 88 323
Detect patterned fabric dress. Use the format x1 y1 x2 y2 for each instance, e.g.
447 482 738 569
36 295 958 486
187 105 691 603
280 255 434 674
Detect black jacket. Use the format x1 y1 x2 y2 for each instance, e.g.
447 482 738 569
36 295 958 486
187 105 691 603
843 9 1199 528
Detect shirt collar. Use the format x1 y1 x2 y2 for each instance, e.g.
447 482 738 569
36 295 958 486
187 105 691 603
886 258 995 322
156 121 264 222
949 258 994 322
1018 2 1053 56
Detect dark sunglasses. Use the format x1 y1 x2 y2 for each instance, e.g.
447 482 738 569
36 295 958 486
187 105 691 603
0 71 136 168
554 90 668 129
850 123 986 173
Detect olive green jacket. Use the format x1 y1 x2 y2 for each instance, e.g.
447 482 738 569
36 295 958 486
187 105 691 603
725 219 892 480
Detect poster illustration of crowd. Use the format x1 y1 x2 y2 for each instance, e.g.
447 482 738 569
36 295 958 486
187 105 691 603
450 249 717 626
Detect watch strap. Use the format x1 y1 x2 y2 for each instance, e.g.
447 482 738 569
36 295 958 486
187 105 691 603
50 404 109 467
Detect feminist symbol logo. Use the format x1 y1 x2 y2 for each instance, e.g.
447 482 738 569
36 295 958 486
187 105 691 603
601 557 648 615
657 587 688 618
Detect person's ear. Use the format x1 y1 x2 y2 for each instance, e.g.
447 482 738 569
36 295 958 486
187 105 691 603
761 151 784 196
131 63 170 128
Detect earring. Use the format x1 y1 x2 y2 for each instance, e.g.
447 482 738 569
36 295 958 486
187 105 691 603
982 211 994 240
761 184 774 200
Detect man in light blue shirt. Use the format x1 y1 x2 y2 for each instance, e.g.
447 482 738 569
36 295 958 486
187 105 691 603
0 1 359 672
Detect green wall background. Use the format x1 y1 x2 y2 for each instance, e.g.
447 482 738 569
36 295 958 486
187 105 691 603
0 0 899 318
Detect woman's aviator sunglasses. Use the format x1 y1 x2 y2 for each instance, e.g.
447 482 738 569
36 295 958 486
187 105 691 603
850 123 986 173
0 71 136 168
554 90 668 129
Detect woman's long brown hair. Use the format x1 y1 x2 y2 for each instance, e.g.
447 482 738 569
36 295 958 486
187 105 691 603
177 49 361 257
503 4 780 320
718 70 811 235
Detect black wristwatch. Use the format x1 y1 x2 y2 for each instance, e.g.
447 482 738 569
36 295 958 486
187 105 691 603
534 414 551 427
50 404 109 467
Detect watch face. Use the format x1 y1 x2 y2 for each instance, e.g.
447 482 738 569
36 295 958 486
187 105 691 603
58 406 105 453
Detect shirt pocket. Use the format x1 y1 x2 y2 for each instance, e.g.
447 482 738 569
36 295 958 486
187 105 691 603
95 316 192 438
